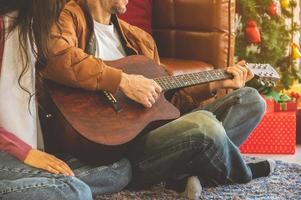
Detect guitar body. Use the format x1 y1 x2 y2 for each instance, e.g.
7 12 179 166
41 56 180 164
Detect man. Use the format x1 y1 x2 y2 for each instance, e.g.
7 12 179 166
43 0 275 199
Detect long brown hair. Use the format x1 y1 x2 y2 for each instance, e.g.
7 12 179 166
0 0 68 66
0 0 67 110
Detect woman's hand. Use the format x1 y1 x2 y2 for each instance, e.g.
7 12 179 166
119 73 162 108
24 149 74 176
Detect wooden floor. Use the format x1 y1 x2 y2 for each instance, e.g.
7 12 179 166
244 145 301 165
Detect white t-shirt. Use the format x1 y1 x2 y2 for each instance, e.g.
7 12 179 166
0 13 43 149
94 21 126 60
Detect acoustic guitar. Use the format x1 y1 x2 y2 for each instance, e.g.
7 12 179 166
41 55 280 164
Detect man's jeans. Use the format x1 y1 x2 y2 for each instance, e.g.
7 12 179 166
128 87 266 188
0 152 131 200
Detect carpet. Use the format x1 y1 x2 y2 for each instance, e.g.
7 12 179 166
97 157 301 200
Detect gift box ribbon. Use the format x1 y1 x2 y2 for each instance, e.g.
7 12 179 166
280 103 287 111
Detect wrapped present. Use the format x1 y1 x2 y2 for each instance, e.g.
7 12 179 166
263 96 274 113
297 109 301 144
290 91 301 109
274 101 297 112
274 94 298 112
240 112 296 154
283 84 301 108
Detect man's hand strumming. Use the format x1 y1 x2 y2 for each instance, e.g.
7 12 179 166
119 73 162 108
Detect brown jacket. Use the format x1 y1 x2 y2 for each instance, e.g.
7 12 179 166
43 0 214 113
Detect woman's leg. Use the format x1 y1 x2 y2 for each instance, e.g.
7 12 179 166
128 109 254 189
0 151 92 200
58 155 132 197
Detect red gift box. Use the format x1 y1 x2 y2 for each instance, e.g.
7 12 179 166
240 112 296 154
297 109 301 144
274 101 297 112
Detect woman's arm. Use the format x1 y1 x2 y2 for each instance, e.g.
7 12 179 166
0 127 74 176
0 127 32 161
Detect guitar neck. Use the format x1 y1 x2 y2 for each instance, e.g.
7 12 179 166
154 69 233 91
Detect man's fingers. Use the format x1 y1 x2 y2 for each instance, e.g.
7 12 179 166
246 67 255 81
148 95 156 105
237 60 246 66
152 91 159 100
235 65 248 82
154 83 162 93
141 97 152 108
145 101 152 108
227 67 240 80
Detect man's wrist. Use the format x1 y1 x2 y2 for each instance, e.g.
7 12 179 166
119 73 128 91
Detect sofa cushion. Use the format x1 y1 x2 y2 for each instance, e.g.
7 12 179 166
0 17 4 74
161 58 213 76
119 0 152 34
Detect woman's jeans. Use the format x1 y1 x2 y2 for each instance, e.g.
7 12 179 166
128 87 266 188
0 152 131 200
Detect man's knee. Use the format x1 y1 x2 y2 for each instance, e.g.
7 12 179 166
66 177 92 200
244 87 265 102
183 111 228 147
56 176 92 200
239 87 266 113
46 176 92 200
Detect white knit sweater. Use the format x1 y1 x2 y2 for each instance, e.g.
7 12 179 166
0 14 43 149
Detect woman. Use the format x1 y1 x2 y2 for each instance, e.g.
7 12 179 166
0 0 131 199
41 0 276 199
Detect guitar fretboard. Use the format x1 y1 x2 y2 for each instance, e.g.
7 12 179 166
154 69 233 91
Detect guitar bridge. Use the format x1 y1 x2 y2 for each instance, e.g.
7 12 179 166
103 91 122 113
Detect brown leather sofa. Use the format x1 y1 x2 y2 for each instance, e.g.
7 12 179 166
152 0 236 76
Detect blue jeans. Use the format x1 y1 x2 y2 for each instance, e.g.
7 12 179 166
128 87 266 188
0 151 131 199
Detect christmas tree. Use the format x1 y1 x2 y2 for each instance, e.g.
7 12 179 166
235 0 301 94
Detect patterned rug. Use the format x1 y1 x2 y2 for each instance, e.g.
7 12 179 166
97 157 301 200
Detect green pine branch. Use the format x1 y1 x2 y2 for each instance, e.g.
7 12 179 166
236 0 300 93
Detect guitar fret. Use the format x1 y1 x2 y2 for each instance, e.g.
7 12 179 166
211 71 217 80
192 74 198 84
206 71 212 81
215 70 221 78
184 74 191 86
155 78 168 90
173 76 180 88
177 75 185 87
203 71 210 82
195 73 203 83
180 75 186 86
172 77 181 88
188 74 195 85
165 77 174 89
168 77 177 89
208 71 216 81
